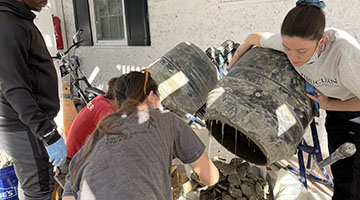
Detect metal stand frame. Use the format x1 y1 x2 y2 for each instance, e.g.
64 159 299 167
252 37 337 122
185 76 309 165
288 119 333 188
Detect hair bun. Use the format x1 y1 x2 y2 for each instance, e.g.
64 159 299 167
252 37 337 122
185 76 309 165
295 0 326 8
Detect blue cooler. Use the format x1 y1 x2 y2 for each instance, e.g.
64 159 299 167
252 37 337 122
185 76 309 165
0 165 18 200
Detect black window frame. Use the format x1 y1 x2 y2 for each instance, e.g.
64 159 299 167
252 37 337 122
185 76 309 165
72 0 151 46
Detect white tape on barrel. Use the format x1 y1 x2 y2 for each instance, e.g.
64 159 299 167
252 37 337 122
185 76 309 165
276 104 296 137
158 71 189 101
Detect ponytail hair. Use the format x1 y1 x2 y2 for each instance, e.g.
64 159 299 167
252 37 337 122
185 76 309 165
281 1 326 41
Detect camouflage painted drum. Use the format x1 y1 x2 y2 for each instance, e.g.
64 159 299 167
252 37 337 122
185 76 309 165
206 47 317 165
149 42 220 118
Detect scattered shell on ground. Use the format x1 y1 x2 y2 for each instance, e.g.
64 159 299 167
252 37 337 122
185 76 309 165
237 162 250 179
199 158 273 200
236 197 247 200
249 195 261 200
220 164 237 176
228 174 241 187
222 192 232 200
240 182 255 197
228 187 242 198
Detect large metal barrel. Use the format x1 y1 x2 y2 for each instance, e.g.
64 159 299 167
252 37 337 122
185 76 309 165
149 42 220 117
206 47 317 165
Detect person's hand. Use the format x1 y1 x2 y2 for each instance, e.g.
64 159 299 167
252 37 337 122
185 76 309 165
306 88 329 110
45 137 67 166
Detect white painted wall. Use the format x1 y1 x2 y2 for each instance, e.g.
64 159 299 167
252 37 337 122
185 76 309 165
34 6 57 56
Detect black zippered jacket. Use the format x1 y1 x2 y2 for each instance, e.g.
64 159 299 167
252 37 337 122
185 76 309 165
0 0 60 145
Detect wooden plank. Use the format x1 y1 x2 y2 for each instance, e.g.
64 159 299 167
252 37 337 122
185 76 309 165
172 180 198 200
61 81 78 139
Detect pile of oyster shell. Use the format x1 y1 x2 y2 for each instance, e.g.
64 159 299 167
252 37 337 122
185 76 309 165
200 158 273 200
0 150 13 168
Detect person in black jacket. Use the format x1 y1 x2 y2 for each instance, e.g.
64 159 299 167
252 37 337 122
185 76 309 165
0 0 67 199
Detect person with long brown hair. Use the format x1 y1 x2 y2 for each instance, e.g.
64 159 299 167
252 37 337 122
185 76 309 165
62 70 219 200
226 1 360 199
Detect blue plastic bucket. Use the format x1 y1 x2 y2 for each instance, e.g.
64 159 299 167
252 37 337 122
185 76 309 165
0 165 18 200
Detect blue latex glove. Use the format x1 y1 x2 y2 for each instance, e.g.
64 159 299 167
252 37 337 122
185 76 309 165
225 67 232 72
45 137 67 166
305 82 319 111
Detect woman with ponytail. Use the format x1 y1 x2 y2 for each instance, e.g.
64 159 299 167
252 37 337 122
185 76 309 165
227 0 360 199
62 70 219 200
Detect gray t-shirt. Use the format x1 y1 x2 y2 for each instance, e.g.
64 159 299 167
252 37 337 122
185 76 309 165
63 108 205 200
260 28 360 100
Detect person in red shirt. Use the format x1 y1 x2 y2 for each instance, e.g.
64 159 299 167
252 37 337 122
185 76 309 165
66 77 119 160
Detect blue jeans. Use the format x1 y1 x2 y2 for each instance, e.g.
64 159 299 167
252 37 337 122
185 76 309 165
0 129 54 200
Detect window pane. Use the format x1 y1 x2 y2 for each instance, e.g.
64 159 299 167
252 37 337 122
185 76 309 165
94 0 125 40
100 17 110 39
109 0 120 15
109 16 124 39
